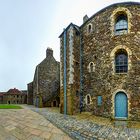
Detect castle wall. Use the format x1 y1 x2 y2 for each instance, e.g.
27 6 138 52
81 4 140 120
60 2 140 120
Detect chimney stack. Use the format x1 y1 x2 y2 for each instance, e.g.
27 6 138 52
46 47 53 57
83 15 89 23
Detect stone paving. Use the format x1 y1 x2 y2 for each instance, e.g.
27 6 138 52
0 107 72 140
27 105 140 140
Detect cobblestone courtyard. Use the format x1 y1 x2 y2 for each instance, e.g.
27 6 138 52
28 106 140 140
0 106 71 140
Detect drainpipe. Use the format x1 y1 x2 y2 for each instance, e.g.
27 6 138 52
36 65 39 107
80 32 83 113
63 29 67 118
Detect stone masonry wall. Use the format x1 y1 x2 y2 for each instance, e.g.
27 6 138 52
33 48 60 108
27 82 33 105
60 24 80 115
81 3 140 120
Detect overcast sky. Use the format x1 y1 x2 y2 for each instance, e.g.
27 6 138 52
0 0 139 91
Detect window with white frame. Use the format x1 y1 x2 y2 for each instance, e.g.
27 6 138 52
88 62 95 73
85 94 91 105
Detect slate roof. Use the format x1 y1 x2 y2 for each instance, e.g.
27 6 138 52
7 88 22 95
59 23 80 38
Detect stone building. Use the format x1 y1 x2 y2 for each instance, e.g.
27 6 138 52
0 88 27 104
0 93 4 104
27 82 33 105
60 2 140 120
27 48 60 107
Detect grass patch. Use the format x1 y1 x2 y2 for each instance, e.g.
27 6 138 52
0 104 22 109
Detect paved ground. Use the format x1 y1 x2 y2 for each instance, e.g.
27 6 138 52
0 106 72 140
27 105 140 140
1 105 140 140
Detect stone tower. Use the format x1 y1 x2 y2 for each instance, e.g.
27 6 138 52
60 2 140 120
59 23 81 115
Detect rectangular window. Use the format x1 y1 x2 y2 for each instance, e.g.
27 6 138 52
97 96 102 106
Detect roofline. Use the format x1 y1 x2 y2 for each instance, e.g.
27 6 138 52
59 23 79 38
59 1 140 35
81 1 140 27
27 81 33 85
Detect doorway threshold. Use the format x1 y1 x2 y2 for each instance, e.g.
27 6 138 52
115 117 128 120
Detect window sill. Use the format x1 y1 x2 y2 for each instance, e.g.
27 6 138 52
111 32 130 38
114 72 128 75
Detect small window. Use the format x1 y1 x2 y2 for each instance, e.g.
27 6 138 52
75 31 79 36
75 62 79 67
87 95 90 104
76 90 79 97
94 55 97 60
115 14 128 35
90 63 93 72
87 24 92 33
85 94 91 105
97 96 102 106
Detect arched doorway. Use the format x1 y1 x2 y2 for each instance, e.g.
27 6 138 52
115 92 128 118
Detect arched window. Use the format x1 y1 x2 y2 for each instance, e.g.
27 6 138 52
90 63 93 72
115 49 128 73
87 24 92 33
115 14 128 35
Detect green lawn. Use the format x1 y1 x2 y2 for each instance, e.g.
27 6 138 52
0 104 22 109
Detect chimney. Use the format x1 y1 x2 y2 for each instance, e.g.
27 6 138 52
83 15 89 23
46 47 53 57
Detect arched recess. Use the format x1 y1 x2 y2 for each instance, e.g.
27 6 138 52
110 45 132 74
85 94 92 105
87 62 95 73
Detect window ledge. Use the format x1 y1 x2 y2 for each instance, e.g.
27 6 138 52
114 72 128 75
111 31 130 38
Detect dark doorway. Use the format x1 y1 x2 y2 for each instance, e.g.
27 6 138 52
53 101 57 107
8 101 10 104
